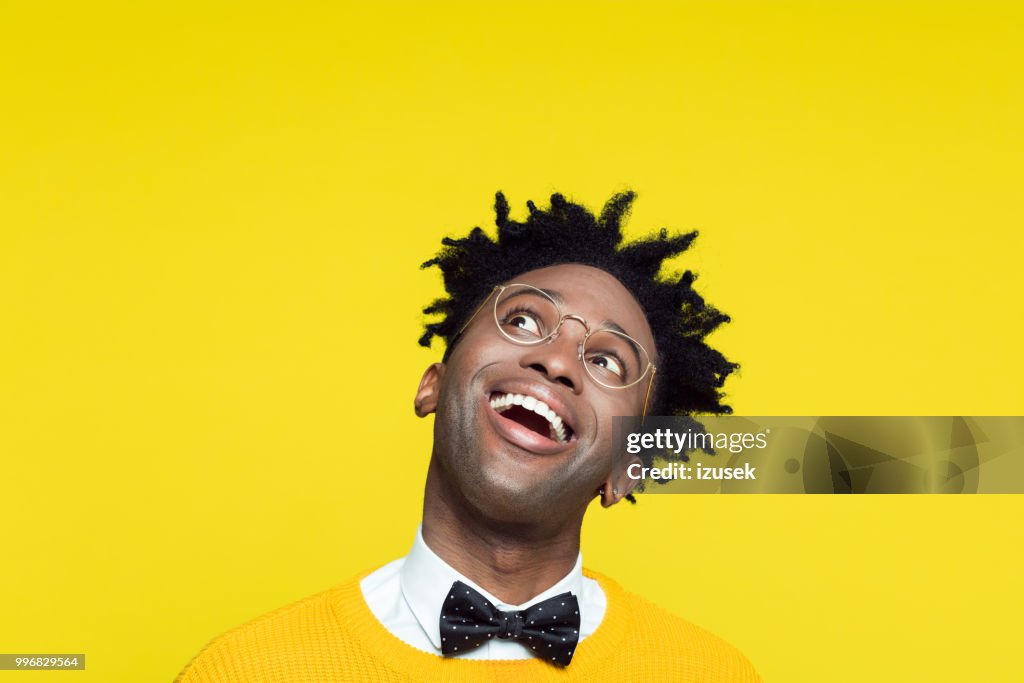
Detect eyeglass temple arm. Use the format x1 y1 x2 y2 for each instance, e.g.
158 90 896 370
641 366 656 424
454 286 502 341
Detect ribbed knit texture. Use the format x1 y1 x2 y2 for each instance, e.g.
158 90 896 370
175 568 761 682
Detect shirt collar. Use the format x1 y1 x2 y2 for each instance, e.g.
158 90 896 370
399 525 585 651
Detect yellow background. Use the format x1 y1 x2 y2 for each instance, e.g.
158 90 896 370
2 2 1022 681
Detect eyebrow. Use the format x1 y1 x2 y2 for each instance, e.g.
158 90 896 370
537 287 567 306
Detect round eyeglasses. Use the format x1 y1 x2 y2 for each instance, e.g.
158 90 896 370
457 283 657 396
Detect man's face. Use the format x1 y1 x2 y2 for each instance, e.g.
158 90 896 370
417 263 657 527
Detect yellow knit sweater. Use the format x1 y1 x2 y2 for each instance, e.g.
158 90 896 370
176 568 761 682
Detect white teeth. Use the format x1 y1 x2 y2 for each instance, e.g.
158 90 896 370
488 392 571 444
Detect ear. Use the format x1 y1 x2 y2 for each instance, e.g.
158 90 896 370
597 455 643 508
414 363 446 417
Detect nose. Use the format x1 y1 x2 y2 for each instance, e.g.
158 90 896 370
519 316 587 392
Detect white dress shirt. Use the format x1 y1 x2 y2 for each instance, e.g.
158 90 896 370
360 526 606 660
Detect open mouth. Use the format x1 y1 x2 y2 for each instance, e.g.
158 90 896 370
488 391 574 444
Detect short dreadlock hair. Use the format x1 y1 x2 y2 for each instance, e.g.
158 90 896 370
420 191 737 421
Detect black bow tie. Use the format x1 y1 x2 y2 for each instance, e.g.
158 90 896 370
439 580 581 667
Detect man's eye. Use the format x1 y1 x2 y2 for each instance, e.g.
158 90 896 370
505 312 542 336
589 354 625 379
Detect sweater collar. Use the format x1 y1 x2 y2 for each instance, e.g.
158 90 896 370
399 525 585 651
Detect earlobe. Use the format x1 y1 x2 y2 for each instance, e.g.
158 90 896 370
599 456 642 508
414 363 446 417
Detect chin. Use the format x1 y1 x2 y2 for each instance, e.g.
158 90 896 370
482 475 592 533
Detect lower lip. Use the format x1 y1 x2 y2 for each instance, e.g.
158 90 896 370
482 396 574 456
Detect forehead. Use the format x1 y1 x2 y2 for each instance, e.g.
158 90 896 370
504 263 657 358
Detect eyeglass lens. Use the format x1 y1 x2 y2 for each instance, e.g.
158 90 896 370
493 285 651 389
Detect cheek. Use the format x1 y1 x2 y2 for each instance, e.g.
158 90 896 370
594 392 645 424
583 395 639 454
449 332 517 372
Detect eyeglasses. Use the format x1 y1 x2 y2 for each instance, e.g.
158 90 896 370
457 283 658 415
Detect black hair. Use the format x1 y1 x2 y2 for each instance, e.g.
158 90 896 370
420 191 738 497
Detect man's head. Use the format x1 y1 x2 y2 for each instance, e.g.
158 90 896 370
414 192 736 528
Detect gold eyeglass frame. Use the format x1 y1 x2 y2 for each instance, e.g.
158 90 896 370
455 283 658 418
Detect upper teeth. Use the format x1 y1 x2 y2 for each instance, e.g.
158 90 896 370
489 392 569 443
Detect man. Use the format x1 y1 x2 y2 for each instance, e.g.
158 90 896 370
176 192 760 681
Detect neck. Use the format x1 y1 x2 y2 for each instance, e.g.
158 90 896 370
421 457 585 605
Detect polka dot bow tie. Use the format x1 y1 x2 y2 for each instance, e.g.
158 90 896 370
439 580 581 667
